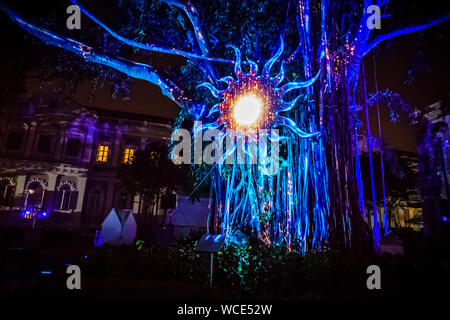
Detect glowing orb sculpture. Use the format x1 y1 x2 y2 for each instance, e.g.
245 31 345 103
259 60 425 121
233 95 262 126
197 37 320 140
192 37 327 251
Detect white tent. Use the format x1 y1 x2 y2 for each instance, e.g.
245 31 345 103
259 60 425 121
168 196 209 240
120 211 137 244
170 196 209 227
96 208 136 247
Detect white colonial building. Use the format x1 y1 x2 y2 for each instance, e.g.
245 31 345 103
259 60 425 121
0 91 173 230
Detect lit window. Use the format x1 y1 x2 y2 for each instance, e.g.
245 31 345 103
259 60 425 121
123 148 135 164
96 145 109 162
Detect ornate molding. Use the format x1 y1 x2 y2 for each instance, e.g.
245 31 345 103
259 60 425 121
57 180 77 191
0 176 16 186
25 177 48 190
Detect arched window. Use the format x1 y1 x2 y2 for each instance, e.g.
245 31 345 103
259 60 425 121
25 181 45 209
57 184 78 210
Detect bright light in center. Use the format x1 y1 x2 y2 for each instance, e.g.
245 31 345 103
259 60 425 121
233 95 262 126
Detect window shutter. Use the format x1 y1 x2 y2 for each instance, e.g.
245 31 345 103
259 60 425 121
69 191 79 209
42 191 54 211
53 191 63 209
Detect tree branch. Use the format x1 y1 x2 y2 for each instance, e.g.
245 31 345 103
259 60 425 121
1 5 192 110
363 13 450 57
160 0 211 57
160 0 218 80
70 0 232 64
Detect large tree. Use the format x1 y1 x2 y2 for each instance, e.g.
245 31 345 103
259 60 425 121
1 0 448 253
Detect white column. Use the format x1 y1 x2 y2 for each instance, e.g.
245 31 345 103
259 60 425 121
83 125 95 163
47 173 57 191
14 175 27 196
76 177 87 212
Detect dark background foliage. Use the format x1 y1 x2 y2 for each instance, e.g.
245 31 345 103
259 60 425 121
81 229 450 299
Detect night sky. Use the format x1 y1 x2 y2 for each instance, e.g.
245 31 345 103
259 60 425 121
364 28 450 152
1 0 449 152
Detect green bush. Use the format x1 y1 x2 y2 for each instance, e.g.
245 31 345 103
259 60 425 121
81 236 450 299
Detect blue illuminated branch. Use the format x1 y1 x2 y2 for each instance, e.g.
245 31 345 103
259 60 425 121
199 39 320 142
161 0 210 56
197 82 225 99
262 36 284 76
287 1 308 63
2 6 191 110
277 70 320 95
363 13 450 56
70 0 233 64
160 0 218 79
227 45 242 75
273 116 319 138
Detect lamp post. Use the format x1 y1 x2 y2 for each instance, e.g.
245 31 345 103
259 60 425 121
23 188 44 250
25 188 45 229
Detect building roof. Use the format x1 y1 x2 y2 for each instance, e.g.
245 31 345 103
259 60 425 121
85 106 173 126
11 90 174 126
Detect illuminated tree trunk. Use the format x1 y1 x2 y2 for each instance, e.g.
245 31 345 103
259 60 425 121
3 0 448 253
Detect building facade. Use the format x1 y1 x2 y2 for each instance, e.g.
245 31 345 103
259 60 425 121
0 91 172 230
357 135 423 231
419 99 450 237
422 100 450 202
